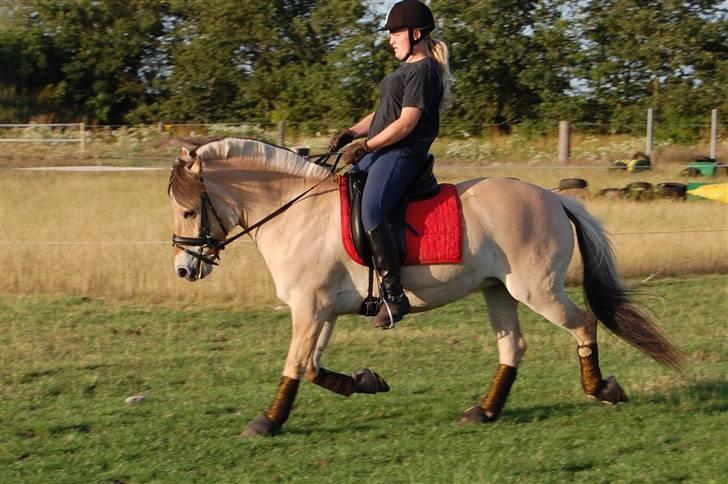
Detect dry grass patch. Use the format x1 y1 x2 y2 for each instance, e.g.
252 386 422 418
1 167 726 306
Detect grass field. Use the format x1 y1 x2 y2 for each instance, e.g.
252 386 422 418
1 132 726 481
1 275 726 482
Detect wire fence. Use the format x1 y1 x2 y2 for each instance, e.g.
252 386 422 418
2 228 727 247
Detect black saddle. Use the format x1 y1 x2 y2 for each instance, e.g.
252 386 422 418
347 154 439 265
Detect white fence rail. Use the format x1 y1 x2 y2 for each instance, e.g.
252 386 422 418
0 123 85 151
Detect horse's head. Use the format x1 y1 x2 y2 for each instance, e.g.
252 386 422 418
168 148 228 281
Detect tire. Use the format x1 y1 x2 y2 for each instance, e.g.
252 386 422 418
655 182 687 200
625 181 653 191
680 167 701 177
598 188 622 199
559 178 588 190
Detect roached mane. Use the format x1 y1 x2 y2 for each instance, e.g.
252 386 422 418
194 138 330 180
168 137 330 205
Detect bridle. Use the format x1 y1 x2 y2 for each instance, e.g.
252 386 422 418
172 150 344 276
171 185 228 267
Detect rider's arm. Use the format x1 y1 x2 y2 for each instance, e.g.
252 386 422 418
365 107 422 151
348 113 376 139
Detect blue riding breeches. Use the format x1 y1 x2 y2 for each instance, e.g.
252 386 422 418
352 149 425 232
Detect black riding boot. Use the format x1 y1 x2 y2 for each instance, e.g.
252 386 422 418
366 224 411 329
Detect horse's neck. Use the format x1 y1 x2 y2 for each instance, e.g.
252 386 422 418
208 167 326 228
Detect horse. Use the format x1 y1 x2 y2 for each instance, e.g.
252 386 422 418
168 137 682 436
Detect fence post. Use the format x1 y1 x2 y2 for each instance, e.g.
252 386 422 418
710 109 718 161
558 120 570 165
646 108 653 162
278 120 286 147
79 122 85 153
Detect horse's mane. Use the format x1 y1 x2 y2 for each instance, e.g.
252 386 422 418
168 137 331 206
194 138 330 180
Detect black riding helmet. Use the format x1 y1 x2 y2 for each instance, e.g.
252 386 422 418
381 0 435 61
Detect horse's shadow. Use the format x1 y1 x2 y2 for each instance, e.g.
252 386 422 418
502 379 728 424
278 380 727 437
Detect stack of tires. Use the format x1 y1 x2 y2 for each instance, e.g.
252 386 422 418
596 182 687 201
553 178 590 199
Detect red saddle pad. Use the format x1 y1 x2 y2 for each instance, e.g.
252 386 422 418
339 176 463 266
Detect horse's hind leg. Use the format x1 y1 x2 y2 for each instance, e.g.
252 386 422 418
461 282 524 423
517 283 628 404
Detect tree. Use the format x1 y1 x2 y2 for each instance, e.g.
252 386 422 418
148 0 382 128
575 0 728 136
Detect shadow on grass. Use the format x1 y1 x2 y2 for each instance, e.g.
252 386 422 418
638 379 728 413
502 379 727 424
284 423 377 436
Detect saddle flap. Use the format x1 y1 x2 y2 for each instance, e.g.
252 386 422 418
347 171 372 265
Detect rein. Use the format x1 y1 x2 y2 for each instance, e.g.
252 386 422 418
172 151 345 269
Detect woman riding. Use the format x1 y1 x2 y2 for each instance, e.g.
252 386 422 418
329 0 451 328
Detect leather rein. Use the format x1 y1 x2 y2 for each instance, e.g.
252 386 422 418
171 151 345 271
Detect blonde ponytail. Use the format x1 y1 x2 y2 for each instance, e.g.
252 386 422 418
428 37 452 107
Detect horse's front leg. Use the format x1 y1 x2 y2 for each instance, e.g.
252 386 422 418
305 319 390 397
242 296 329 437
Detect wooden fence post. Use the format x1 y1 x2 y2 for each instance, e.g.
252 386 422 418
646 108 653 162
278 120 286 147
558 120 570 165
80 122 85 153
710 109 718 161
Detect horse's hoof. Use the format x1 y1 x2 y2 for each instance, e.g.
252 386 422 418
240 414 280 437
598 376 629 404
352 368 390 394
459 406 496 424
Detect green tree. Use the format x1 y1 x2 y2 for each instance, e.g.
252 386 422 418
430 0 581 134
148 0 381 129
3 0 171 124
575 0 728 137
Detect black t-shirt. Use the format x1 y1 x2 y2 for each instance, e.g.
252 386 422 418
368 57 443 158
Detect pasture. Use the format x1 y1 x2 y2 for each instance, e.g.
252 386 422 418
1 146 727 482
1 165 726 304
1 276 727 482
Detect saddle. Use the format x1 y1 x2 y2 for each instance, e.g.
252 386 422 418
339 154 462 267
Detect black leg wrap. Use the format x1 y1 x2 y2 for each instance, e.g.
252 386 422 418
256 376 299 433
577 343 606 397
578 343 628 404
460 364 517 424
481 364 517 420
312 368 355 397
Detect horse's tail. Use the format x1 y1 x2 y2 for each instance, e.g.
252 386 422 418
558 196 684 369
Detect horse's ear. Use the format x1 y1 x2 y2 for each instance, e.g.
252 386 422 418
176 147 201 173
187 157 202 174
177 147 193 163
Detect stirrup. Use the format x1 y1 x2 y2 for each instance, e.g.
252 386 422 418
380 298 396 329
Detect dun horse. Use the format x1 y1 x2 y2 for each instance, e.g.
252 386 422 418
168 138 682 436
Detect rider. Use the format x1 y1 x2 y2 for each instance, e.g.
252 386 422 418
329 0 451 328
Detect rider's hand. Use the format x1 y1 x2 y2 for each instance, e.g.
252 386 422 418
341 141 371 165
328 129 354 152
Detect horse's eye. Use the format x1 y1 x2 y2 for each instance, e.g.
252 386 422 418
183 210 196 219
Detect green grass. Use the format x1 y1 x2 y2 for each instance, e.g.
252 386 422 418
1 275 726 483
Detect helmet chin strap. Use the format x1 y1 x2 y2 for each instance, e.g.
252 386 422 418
404 26 426 61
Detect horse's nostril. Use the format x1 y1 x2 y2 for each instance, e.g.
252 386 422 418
177 267 188 278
